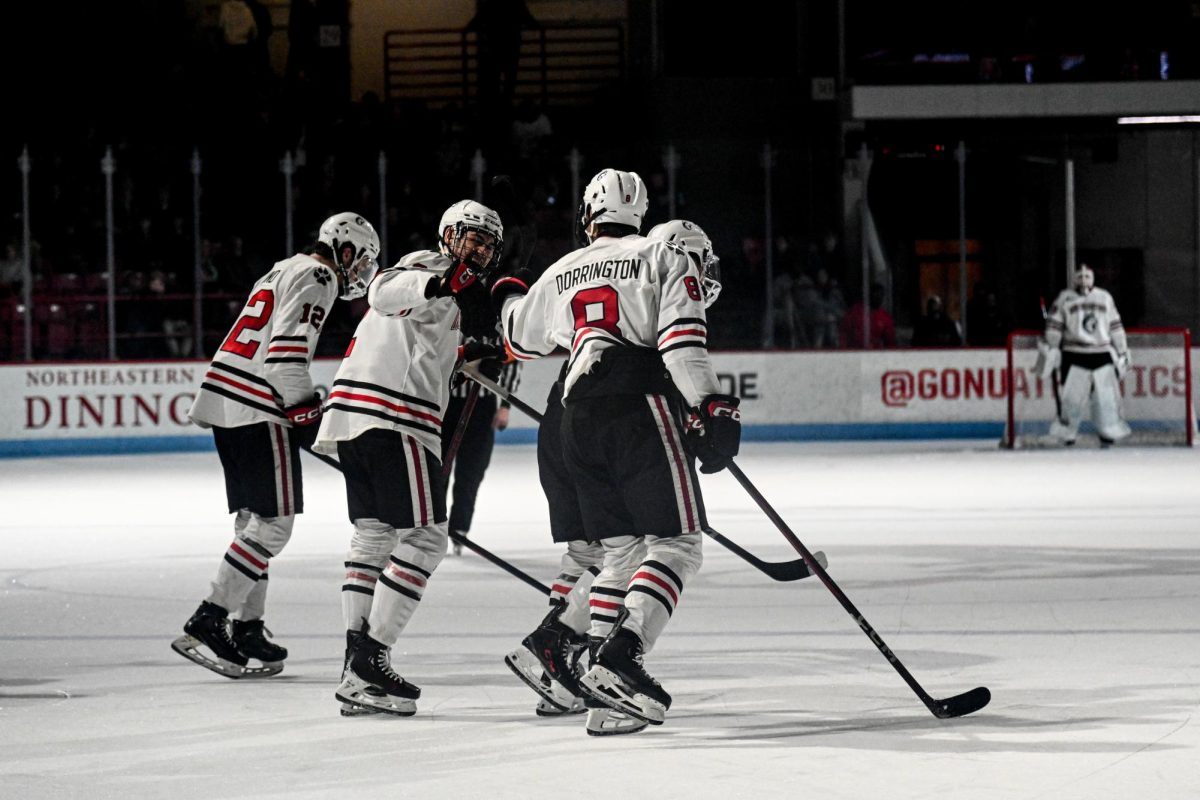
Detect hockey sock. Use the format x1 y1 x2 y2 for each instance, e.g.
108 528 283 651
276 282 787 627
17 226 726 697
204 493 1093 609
239 572 269 621
366 524 447 647
588 535 643 639
558 566 599 635
622 533 702 654
343 518 400 631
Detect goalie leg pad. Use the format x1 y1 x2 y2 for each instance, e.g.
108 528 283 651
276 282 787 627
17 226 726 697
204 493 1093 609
1055 365 1093 437
1090 364 1132 441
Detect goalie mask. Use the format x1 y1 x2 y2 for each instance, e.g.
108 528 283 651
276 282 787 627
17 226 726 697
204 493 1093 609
648 219 722 308
437 200 504 276
577 169 649 244
318 212 380 300
1073 263 1095 294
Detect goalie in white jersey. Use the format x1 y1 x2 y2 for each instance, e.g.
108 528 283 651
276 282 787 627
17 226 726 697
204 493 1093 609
316 200 506 717
1039 263 1132 444
173 212 380 679
493 170 740 732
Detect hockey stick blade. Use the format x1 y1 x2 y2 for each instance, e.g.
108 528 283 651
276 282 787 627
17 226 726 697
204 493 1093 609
931 686 991 719
703 527 825 581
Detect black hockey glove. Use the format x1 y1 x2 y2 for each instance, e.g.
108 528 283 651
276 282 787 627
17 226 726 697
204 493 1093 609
284 393 323 451
490 268 535 314
458 337 507 369
685 394 741 474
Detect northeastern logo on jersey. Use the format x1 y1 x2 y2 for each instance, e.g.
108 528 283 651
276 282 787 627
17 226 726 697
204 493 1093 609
555 259 643 294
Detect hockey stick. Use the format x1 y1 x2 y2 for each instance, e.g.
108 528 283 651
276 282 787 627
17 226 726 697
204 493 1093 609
299 444 552 597
442 379 482 480
726 460 990 719
459 363 821 582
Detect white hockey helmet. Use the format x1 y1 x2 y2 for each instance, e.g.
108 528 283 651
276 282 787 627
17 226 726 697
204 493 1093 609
1073 263 1095 294
647 219 722 308
318 212 380 300
578 169 649 240
437 200 504 273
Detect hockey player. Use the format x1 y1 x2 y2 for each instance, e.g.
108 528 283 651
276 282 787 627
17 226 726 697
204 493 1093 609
1038 263 1132 445
493 170 739 734
174 212 380 679
502 217 724 736
315 200 505 716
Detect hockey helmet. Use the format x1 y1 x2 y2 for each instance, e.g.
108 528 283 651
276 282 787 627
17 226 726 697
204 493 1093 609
318 212 380 300
1073 263 1095 294
578 169 649 242
647 219 722 308
437 200 504 274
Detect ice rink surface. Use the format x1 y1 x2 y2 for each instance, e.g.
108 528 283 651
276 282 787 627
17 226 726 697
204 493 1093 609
2 440 1198 799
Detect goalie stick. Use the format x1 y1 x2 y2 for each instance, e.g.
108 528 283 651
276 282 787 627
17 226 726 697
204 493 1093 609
459 363 823 582
727 460 991 719
300 445 552 596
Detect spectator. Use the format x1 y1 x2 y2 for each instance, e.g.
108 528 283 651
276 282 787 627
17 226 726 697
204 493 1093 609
467 0 540 115
840 282 895 349
812 267 845 348
912 294 962 347
967 286 1010 346
0 242 24 291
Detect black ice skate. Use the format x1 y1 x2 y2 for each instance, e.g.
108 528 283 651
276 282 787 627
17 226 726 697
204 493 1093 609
335 634 420 717
171 601 249 679
339 629 382 717
579 627 671 726
505 601 587 713
230 619 287 677
578 636 646 734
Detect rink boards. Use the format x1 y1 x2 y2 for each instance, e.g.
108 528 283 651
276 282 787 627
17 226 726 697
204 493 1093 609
2 348 1197 456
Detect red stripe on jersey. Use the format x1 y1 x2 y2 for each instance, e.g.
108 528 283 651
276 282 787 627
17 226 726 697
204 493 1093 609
327 390 443 425
407 437 429 525
658 328 706 344
589 598 622 610
230 542 268 570
631 570 679 604
206 371 275 401
652 394 696 532
267 345 308 353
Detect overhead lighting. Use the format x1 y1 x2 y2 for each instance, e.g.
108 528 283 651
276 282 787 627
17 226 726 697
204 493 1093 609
1117 115 1200 125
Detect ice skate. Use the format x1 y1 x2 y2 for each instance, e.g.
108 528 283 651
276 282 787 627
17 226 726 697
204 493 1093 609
171 601 248 679
579 627 671 726
230 619 286 677
535 695 586 716
505 602 586 712
335 634 420 717
584 693 648 736
339 629 382 717
450 530 466 557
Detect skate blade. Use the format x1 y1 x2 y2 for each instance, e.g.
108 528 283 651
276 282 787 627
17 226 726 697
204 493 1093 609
504 647 578 712
579 666 666 725
240 660 284 679
335 677 417 717
536 696 585 717
585 707 648 736
170 635 245 679
340 702 383 718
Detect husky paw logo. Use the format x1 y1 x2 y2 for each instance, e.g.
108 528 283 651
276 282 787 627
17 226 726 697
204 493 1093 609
313 267 331 286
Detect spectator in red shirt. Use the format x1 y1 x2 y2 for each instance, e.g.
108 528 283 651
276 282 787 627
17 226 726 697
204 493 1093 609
840 282 896 349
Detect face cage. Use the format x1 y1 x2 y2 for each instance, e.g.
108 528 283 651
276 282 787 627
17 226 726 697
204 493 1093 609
700 254 722 308
450 223 504 275
338 255 379 300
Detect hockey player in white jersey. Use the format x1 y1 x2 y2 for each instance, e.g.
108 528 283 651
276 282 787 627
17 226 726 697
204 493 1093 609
502 216 724 736
493 169 740 733
316 200 505 716
173 212 380 679
1039 263 1132 444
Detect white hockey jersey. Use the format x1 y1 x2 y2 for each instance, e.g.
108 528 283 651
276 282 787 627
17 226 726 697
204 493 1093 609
500 233 721 407
314 249 461 459
1045 287 1128 355
189 254 338 429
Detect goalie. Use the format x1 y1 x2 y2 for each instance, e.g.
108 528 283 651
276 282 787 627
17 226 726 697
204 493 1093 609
1036 263 1132 445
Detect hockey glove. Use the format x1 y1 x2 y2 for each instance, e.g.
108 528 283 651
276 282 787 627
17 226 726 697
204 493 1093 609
685 394 742 474
1115 350 1131 379
490 268 535 314
431 261 482 297
284 393 323 450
